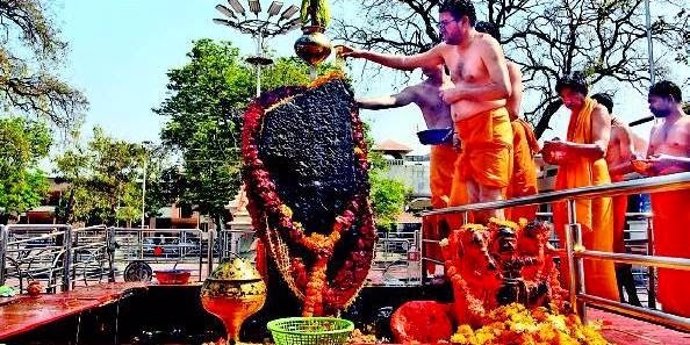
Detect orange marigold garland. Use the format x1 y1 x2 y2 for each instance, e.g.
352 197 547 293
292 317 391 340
242 73 376 316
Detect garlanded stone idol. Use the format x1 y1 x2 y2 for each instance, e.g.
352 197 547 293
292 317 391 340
242 72 376 316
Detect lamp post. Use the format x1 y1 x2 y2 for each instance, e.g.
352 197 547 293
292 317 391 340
644 0 655 85
141 141 153 229
213 0 302 97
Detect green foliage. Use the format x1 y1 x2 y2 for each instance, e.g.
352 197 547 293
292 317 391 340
156 39 337 230
362 122 411 227
0 117 51 217
54 127 150 226
369 172 411 228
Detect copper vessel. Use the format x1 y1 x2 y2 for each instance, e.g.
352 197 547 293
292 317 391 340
200 257 266 344
294 26 332 66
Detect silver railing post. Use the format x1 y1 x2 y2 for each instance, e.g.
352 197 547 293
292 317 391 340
646 212 656 309
207 229 215 278
62 225 73 292
0 225 7 285
565 199 586 321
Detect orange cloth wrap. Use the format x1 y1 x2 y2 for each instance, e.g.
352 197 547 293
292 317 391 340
424 144 460 275
506 119 540 221
611 175 628 254
552 98 619 302
652 190 690 317
430 144 459 209
454 107 513 189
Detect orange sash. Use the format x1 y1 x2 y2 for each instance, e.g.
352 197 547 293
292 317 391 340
506 119 539 221
552 98 618 301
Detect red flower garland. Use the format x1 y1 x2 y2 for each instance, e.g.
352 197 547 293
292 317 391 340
242 72 377 316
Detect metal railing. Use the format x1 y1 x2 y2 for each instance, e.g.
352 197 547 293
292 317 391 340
0 224 110 293
370 229 422 286
423 171 690 331
110 228 207 281
218 229 256 261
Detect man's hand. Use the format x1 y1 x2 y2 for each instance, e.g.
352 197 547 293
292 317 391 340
631 158 654 176
335 45 362 59
453 132 462 152
647 154 678 174
542 140 570 165
439 84 462 104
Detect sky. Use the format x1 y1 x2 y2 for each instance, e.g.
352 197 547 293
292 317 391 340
52 0 670 158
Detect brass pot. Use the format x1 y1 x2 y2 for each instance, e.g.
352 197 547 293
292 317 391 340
200 257 266 344
294 26 332 66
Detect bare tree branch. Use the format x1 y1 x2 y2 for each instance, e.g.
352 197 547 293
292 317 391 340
0 0 86 128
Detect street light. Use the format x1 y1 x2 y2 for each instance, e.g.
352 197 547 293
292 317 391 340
141 141 153 229
213 0 302 97
644 0 655 85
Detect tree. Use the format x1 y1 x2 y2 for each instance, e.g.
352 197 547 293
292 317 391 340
362 123 411 228
156 39 337 231
0 0 87 128
334 0 690 137
54 127 149 226
369 171 411 228
0 117 51 220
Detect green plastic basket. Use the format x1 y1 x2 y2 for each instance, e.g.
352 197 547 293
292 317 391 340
267 317 355 345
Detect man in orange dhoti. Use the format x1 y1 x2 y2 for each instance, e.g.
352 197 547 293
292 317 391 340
476 21 540 222
543 72 619 302
638 81 690 317
340 0 513 223
591 93 642 306
357 64 458 275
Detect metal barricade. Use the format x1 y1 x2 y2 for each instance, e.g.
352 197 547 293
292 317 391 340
109 227 206 282
218 229 256 261
370 229 422 286
1 224 72 293
0 224 111 294
70 225 110 287
423 172 690 331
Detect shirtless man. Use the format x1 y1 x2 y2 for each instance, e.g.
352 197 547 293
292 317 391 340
591 93 642 307
358 64 456 209
476 21 540 221
358 65 456 275
340 0 513 221
639 80 690 317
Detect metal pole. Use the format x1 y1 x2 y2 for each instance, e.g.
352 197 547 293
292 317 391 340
565 199 586 321
141 159 147 229
644 0 655 84
647 212 657 309
207 229 215 278
256 34 263 97
62 225 73 292
0 225 7 285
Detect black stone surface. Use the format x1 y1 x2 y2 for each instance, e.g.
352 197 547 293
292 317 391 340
258 79 362 234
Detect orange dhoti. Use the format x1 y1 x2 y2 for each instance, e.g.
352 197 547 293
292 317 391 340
449 107 513 223
424 144 460 275
506 119 540 222
611 176 627 255
652 189 690 317
552 98 619 302
430 144 458 209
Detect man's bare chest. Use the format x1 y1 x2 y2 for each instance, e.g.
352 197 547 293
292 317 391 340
446 55 484 84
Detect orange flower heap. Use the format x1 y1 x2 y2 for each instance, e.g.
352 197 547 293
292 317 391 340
450 303 610 345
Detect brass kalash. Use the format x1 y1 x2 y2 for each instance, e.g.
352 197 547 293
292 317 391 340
200 257 266 345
